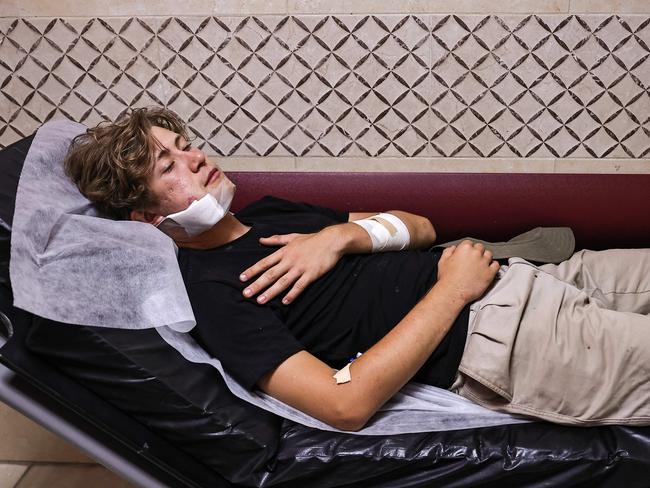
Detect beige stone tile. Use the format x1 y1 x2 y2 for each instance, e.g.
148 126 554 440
0 402 93 463
288 0 569 14
214 0 289 15
554 158 650 173
2 0 577 16
1 0 216 18
218 156 296 170
570 0 650 13
294 156 558 172
228 156 650 174
15 464 134 488
0 463 29 487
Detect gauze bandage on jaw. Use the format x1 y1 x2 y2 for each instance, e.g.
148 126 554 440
156 176 235 238
352 213 410 252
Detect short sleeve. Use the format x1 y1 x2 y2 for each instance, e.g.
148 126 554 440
236 196 349 225
282 198 349 223
188 281 304 390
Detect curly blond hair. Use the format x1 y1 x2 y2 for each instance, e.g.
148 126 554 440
64 107 189 219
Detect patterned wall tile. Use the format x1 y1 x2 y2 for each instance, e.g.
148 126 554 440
0 14 648 159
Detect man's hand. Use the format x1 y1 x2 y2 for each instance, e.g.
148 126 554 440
239 229 345 305
436 240 500 304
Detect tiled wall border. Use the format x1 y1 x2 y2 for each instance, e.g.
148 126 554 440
218 156 650 173
2 0 650 17
2 8 649 173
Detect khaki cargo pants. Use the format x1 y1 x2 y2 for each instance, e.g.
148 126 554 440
451 249 650 426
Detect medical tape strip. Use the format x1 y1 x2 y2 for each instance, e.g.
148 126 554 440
352 212 410 252
333 352 362 385
333 364 352 384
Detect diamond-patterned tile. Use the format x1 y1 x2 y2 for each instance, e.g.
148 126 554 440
584 126 619 157
68 74 106 106
451 73 485 105
392 90 428 123
301 107 330 138
7 19 41 54
28 38 65 73
2 75 33 107
491 109 525 142
454 109 486 140
393 126 427 156
375 73 409 105
432 15 471 51
594 16 634 52
571 73 606 106
58 91 94 121
318 126 353 156
337 108 369 138
374 35 411 69
357 125 390 156
433 54 468 88
1 13 648 160
280 125 312 156
22 91 57 122
626 91 650 124
534 36 571 71
528 108 563 142
513 15 553 50
469 125 505 157
607 109 638 139
620 126 650 157
431 125 466 156
512 54 549 88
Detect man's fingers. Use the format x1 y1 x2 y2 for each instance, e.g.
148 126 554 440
442 245 456 257
243 263 289 298
259 233 299 246
240 251 283 282
473 242 485 254
255 271 299 304
281 276 310 305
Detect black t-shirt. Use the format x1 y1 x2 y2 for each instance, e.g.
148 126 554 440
179 196 469 391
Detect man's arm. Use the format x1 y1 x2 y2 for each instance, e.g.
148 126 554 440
348 210 436 249
241 210 436 304
258 241 499 431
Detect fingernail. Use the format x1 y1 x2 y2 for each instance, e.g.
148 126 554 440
258 295 266 303
282 298 289 305
244 288 252 297
240 274 247 281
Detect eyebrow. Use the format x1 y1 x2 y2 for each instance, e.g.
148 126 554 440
154 134 182 163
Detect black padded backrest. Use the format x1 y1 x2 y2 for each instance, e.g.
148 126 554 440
25 319 281 484
0 135 33 287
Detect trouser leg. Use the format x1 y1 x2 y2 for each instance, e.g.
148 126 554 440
454 253 650 425
539 249 650 314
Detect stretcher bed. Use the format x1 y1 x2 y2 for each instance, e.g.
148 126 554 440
2 133 650 487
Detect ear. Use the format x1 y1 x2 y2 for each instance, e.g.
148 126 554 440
130 209 164 226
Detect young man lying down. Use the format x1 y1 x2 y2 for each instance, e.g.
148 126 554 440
64 107 650 431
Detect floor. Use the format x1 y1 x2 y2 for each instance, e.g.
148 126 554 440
0 401 133 488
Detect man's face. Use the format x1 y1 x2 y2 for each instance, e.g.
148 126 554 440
144 125 231 218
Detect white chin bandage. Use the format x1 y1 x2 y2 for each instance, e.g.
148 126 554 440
156 178 235 238
351 213 410 252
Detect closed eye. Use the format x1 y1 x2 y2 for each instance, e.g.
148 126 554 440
163 161 174 173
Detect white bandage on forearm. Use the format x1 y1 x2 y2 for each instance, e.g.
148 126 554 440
352 213 410 252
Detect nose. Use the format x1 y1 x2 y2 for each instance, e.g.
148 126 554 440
185 147 206 172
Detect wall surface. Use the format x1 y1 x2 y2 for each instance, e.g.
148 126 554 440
1 0 648 173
